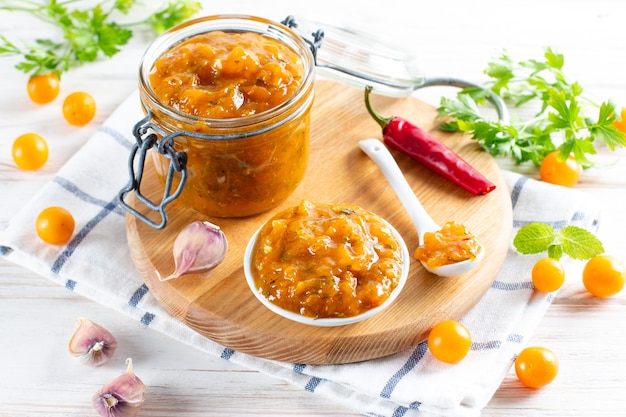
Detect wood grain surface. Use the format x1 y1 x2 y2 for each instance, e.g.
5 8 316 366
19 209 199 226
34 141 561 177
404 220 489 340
4 2 626 416
125 80 512 364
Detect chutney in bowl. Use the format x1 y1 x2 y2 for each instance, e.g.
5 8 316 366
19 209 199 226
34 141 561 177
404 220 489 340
244 200 410 326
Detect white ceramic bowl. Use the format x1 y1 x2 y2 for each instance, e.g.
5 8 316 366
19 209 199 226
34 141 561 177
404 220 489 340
243 218 410 327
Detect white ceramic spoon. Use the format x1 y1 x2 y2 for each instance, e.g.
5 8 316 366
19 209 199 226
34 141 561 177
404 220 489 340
359 138 484 277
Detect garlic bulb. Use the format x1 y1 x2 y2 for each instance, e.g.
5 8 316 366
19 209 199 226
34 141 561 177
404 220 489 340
160 220 228 281
68 317 117 366
92 358 146 417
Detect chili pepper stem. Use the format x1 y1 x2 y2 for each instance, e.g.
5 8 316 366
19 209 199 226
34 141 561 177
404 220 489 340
364 86 393 130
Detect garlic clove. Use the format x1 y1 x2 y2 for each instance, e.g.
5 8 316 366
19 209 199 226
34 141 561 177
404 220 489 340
92 358 146 417
68 317 117 366
160 220 228 281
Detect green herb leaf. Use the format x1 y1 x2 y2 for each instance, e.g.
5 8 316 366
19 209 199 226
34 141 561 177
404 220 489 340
114 0 136 14
513 222 603 260
437 47 626 168
547 88 580 130
544 47 564 70
513 223 556 255
559 225 604 260
588 101 626 151
0 0 202 77
0 35 19 54
145 0 202 34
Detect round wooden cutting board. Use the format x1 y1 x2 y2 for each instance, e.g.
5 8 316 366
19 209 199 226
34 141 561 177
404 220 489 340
125 80 513 364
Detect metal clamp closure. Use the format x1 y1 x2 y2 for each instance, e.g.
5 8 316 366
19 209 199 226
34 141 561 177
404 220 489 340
281 15 324 63
116 112 188 230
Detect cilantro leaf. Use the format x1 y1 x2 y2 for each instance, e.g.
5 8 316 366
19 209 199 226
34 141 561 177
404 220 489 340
95 21 132 57
547 88 581 130
544 47 564 70
145 0 202 34
0 0 202 77
588 101 626 151
437 47 626 168
0 35 19 54
3 38 67 76
114 0 136 14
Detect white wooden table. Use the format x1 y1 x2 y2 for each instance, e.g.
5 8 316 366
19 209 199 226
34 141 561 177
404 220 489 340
1 1 625 415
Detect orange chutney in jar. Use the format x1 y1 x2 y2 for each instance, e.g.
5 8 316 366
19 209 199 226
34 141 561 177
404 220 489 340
141 18 314 218
250 201 406 319
149 31 305 118
414 221 482 268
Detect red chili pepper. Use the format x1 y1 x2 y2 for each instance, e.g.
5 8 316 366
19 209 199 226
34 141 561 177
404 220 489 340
364 86 496 195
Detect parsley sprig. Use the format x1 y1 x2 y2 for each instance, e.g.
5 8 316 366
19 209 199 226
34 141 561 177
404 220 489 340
513 222 604 261
437 48 626 167
0 0 202 77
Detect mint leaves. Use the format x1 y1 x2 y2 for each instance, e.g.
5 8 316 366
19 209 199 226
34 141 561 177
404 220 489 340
513 222 604 260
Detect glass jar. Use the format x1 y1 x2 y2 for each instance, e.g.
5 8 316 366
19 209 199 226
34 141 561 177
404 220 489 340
136 15 315 219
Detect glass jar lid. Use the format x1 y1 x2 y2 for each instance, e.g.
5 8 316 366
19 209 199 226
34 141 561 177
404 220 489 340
281 15 509 121
281 15 425 97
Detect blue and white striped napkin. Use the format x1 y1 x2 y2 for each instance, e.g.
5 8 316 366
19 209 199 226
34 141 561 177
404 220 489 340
0 91 601 417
